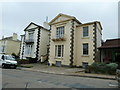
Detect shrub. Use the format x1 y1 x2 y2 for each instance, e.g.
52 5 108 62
106 63 118 75
28 58 37 63
11 53 16 57
21 65 33 68
85 62 118 75
106 63 118 70
18 59 29 64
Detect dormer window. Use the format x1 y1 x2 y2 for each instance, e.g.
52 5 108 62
56 26 64 38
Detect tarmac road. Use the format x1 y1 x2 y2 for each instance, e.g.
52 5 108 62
2 68 118 89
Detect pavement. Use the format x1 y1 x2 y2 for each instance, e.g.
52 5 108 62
17 63 116 80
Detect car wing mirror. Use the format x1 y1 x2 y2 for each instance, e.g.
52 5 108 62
2 55 5 60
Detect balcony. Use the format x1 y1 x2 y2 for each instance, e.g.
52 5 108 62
52 35 66 42
25 39 34 44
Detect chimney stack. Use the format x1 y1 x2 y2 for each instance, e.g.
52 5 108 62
12 33 17 41
43 16 50 30
43 22 50 30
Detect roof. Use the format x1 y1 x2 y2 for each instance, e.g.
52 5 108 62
49 13 82 25
77 21 102 30
1 36 12 40
0 36 20 42
98 38 120 49
24 22 49 31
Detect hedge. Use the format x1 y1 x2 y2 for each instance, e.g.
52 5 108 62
85 62 118 75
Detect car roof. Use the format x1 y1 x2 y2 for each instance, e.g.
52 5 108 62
0 54 12 57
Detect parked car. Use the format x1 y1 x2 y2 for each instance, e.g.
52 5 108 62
116 68 120 88
0 54 17 69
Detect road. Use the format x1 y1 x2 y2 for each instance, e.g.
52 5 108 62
2 68 118 88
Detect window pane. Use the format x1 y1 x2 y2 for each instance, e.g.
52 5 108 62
57 45 61 57
56 26 64 38
55 45 57 57
83 43 88 55
83 26 88 37
55 45 64 58
62 45 64 57
29 33 34 40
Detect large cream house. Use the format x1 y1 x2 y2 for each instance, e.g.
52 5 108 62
48 13 102 67
0 33 21 55
20 22 49 61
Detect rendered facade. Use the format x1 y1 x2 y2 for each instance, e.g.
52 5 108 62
0 33 21 55
48 13 102 67
20 22 49 61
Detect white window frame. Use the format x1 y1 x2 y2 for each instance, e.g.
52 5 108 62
56 26 64 38
25 45 33 56
55 45 64 58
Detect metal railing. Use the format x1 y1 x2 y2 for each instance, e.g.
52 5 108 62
51 34 66 41
25 39 34 43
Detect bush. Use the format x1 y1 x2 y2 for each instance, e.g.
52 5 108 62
11 53 16 57
106 63 118 75
18 59 29 64
85 62 118 75
28 58 37 63
106 63 118 70
21 65 33 68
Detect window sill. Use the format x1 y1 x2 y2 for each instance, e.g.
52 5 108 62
81 55 89 57
54 57 63 59
82 36 90 39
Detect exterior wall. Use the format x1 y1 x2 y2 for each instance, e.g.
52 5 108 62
52 16 71 24
95 23 102 61
22 28 38 59
49 20 72 66
73 21 81 66
96 23 102 48
20 23 50 60
39 28 49 60
75 24 94 66
20 36 24 59
49 15 102 67
3 40 20 55
33 28 39 58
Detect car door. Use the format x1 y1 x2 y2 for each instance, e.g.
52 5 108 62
0 55 2 67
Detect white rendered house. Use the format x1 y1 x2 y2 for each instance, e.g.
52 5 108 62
20 22 49 61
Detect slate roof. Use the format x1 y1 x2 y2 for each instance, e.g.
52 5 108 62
98 38 120 49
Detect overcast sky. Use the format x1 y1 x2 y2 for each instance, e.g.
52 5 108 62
1 1 119 41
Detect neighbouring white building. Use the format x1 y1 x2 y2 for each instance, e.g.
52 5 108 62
20 22 49 61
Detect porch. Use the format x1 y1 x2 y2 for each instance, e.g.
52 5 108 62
99 48 120 63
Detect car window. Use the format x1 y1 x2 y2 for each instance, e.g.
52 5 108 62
6 56 15 61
